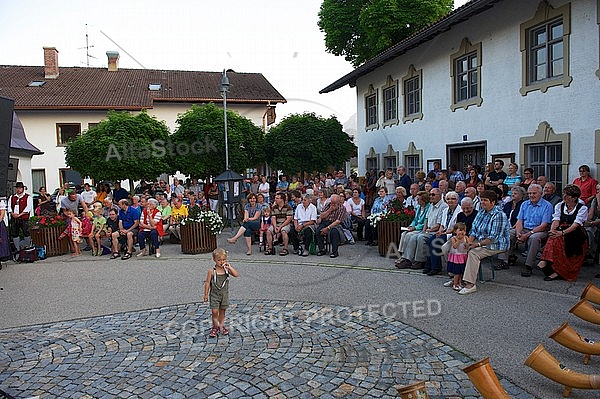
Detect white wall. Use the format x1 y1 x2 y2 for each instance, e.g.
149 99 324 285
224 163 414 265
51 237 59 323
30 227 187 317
355 0 600 181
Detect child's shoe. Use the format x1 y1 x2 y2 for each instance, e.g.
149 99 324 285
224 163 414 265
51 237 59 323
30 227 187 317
209 327 218 338
453 284 464 291
220 326 229 335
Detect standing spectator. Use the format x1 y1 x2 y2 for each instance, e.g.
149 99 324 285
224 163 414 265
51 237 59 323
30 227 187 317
60 190 89 215
503 162 522 195
288 176 301 191
573 164 598 205
258 175 270 205
172 178 185 197
485 160 507 189
365 170 377 209
276 175 289 193
96 183 107 204
448 164 464 184
206 181 219 211
55 187 67 213
521 168 536 190
465 168 482 188
396 166 412 194
376 169 396 197
81 183 97 207
9 182 33 250
249 175 260 195
189 178 203 197
112 181 129 202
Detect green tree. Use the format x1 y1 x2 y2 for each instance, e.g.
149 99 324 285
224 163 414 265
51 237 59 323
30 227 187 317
171 103 265 178
65 111 174 186
264 113 356 176
318 0 453 67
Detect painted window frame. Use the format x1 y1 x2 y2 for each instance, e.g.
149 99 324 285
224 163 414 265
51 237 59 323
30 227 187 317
450 38 483 111
365 147 380 174
382 76 399 127
402 65 423 123
402 142 423 181
364 85 379 131
520 2 572 95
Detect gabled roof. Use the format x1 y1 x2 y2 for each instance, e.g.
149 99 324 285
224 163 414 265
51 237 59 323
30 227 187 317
11 112 43 155
0 66 286 110
320 0 504 93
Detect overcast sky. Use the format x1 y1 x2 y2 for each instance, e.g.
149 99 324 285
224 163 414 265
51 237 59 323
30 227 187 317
0 0 469 126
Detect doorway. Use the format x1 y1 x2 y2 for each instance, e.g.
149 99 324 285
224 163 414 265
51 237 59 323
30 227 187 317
447 142 487 175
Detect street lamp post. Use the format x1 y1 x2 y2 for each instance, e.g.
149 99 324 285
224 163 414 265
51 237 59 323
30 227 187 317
220 69 230 171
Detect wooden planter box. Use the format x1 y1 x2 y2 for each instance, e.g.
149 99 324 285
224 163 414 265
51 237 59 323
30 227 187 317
180 222 217 254
31 226 70 257
377 220 409 257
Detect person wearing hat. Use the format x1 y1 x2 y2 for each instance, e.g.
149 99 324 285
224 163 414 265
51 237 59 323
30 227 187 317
9 182 33 249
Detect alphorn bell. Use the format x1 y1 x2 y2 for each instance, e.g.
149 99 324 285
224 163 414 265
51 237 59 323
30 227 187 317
524 344 600 397
550 322 600 364
462 357 510 399
570 299 600 325
396 381 429 399
581 282 600 305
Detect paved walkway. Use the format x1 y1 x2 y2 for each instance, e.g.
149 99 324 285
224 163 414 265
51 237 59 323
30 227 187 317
0 299 533 398
2 233 600 398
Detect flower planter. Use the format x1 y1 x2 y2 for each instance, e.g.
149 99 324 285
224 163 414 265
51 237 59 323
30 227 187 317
31 226 70 257
180 222 217 254
377 220 409 257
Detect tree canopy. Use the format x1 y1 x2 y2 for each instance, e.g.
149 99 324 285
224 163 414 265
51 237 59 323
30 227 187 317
318 0 453 67
170 103 265 178
65 110 174 183
264 113 356 176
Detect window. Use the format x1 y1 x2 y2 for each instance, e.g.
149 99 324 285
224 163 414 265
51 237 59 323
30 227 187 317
32 169 46 192
402 65 423 123
382 76 398 127
455 53 478 103
383 156 397 171
527 143 563 191
88 122 99 130
450 38 482 111
28 81 45 87
520 2 571 95
56 123 81 146
59 168 83 187
365 147 379 173
405 154 420 181
364 85 378 131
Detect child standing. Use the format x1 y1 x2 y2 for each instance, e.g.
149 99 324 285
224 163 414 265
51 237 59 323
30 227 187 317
91 207 107 256
64 209 82 257
446 222 469 291
204 248 239 337
259 207 272 247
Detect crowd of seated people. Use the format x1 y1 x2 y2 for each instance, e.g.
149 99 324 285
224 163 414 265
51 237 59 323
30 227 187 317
24 163 600 285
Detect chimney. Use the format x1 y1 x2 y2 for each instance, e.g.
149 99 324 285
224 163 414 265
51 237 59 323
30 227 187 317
43 47 59 79
106 51 119 71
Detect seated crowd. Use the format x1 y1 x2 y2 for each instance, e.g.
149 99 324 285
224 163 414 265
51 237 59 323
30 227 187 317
31 163 600 290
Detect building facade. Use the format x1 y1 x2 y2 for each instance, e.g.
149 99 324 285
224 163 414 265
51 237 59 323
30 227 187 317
0 48 286 191
321 0 600 189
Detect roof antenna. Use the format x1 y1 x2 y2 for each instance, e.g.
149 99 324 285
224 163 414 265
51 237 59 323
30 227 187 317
100 30 146 69
78 24 97 67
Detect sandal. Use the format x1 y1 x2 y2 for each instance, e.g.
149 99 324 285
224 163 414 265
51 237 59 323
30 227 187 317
209 327 218 338
121 252 132 260
279 249 289 256
220 327 229 335
110 252 120 260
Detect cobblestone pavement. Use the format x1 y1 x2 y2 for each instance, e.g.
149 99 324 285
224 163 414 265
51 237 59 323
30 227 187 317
0 300 534 398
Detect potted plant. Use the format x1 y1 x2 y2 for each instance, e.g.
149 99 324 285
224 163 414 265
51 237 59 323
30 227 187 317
179 206 223 254
29 213 70 257
369 198 415 257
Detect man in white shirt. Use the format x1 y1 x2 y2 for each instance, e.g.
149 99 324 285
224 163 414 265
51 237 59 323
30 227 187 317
81 183 97 207
290 195 318 256
9 182 33 249
405 183 420 208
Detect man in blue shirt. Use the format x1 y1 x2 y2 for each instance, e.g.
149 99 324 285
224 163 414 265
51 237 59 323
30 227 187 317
112 181 130 202
498 184 553 276
459 190 511 295
111 199 140 260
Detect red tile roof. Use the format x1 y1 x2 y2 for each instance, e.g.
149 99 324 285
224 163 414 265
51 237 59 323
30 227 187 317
0 66 286 110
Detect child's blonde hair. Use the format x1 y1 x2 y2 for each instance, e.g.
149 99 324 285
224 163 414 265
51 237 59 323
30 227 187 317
263 207 271 215
212 247 227 259
454 222 467 232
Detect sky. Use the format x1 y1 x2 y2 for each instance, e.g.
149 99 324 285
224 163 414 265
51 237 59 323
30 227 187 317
0 0 469 128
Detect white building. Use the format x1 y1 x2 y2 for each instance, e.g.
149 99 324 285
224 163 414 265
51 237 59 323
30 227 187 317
0 48 286 191
321 0 600 189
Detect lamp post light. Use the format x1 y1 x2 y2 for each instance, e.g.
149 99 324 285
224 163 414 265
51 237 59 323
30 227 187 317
220 69 230 171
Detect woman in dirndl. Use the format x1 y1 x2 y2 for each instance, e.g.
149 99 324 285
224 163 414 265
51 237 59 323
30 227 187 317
538 184 589 281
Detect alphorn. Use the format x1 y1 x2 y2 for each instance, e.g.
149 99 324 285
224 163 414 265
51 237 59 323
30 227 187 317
524 344 600 397
462 357 510 399
570 299 600 325
580 282 600 306
396 381 429 399
550 322 600 364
